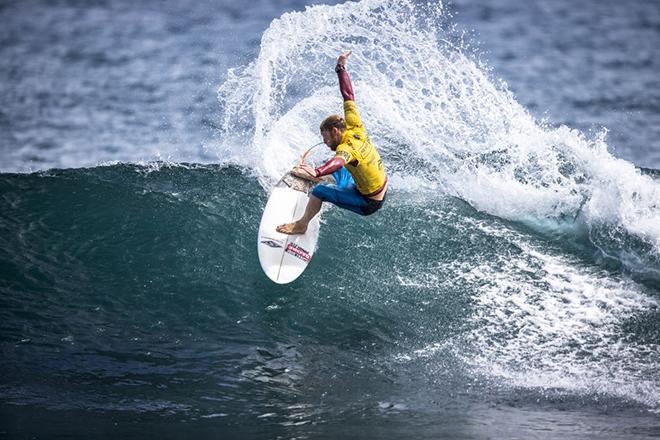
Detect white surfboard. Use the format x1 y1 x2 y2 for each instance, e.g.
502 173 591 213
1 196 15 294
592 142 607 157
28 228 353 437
257 172 320 284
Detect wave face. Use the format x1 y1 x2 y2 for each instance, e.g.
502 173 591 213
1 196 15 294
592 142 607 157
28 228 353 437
216 0 660 280
1 164 658 439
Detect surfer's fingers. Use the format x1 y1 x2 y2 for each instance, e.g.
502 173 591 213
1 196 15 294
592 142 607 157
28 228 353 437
338 50 352 65
299 163 314 174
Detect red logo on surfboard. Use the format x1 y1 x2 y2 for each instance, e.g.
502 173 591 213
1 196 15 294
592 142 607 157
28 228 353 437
285 243 311 263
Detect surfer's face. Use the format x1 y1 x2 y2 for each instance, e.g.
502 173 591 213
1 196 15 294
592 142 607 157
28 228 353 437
321 127 343 150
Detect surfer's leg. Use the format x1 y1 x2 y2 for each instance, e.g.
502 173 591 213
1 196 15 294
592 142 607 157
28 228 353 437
297 195 322 226
309 183 367 215
276 195 322 235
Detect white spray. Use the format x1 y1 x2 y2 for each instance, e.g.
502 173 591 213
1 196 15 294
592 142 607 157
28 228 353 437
215 0 659 277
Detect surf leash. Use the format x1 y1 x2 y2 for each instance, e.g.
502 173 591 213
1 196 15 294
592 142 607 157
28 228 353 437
299 142 324 165
273 142 325 189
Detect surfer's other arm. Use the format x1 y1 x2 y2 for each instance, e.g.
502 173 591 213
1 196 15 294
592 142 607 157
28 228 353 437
292 157 345 180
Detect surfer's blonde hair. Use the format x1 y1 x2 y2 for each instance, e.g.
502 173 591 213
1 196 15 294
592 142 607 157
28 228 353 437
320 115 346 132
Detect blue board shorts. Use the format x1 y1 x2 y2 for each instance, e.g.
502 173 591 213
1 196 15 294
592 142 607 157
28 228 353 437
311 168 385 216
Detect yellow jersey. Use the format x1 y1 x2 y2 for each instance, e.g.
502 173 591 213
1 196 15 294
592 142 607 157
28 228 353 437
334 101 387 196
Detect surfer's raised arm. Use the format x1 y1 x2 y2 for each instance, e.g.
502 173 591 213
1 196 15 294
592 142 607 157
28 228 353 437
336 50 355 102
336 50 362 131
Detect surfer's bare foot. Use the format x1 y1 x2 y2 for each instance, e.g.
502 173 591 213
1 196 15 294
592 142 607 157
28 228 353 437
276 221 307 235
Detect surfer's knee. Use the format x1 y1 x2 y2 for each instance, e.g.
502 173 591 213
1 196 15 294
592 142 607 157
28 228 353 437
311 184 326 200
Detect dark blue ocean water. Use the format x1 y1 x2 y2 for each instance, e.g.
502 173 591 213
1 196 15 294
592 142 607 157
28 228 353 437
1 0 659 439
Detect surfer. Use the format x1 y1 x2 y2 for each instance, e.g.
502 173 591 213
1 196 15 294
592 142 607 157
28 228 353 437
277 50 388 235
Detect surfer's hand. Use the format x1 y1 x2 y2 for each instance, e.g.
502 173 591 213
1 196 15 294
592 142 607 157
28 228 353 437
337 50 352 67
292 164 319 181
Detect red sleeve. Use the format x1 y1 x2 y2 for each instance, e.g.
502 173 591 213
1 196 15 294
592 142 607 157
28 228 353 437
336 65 355 102
315 156 346 177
